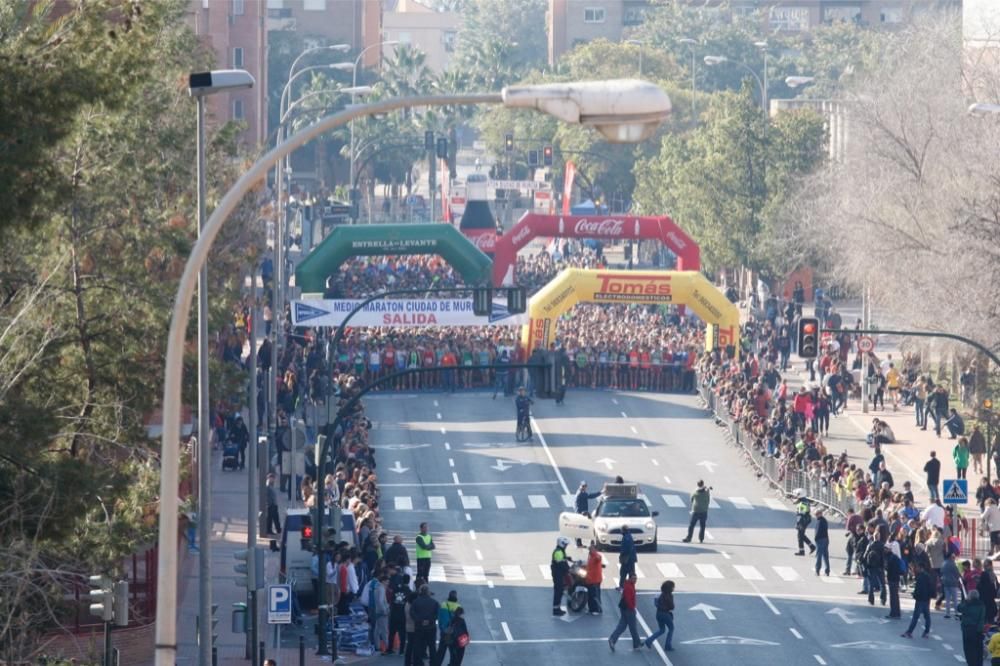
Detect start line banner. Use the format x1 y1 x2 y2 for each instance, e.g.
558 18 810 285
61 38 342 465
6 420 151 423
291 298 529 328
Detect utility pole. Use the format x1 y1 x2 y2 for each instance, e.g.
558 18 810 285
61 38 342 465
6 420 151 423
861 278 870 414
247 270 259 665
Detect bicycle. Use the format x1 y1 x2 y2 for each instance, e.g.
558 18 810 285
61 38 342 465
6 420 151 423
515 413 532 442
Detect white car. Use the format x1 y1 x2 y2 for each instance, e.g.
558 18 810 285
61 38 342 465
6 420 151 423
559 485 659 552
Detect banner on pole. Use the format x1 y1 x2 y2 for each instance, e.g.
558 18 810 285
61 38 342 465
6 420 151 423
292 298 528 328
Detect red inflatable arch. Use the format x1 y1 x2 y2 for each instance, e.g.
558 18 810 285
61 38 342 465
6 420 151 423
492 213 700 286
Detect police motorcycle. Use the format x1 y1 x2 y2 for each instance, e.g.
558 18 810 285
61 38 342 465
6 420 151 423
564 561 589 613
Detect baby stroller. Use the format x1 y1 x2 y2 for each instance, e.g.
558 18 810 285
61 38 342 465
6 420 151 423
221 440 240 471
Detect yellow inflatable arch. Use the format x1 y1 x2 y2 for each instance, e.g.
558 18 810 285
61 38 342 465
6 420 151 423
522 269 739 354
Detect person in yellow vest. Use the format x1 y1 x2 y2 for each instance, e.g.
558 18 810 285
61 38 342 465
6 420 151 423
415 522 435 581
988 628 1000 665
551 536 572 616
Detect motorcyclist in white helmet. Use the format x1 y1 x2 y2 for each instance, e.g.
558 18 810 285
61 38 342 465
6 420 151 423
551 536 573 615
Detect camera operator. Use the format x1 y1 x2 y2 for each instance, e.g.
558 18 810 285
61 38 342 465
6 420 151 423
682 480 712 544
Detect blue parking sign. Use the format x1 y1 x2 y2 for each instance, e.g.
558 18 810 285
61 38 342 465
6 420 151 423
267 584 292 624
942 479 968 505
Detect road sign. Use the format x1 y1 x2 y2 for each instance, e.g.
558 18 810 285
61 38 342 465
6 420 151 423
267 584 292 624
942 479 968 504
857 336 875 353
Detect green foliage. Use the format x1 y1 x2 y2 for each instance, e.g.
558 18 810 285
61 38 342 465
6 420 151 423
455 0 547 89
633 84 826 274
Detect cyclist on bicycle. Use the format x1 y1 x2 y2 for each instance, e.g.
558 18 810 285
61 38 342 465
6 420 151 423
515 386 533 441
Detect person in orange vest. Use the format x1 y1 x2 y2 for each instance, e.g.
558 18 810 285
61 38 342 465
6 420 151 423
584 543 605 615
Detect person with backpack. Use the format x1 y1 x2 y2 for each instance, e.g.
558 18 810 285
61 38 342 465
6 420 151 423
435 606 469 666
387 571 409 656
643 580 675 651
959 589 986 665
359 574 383 649
435 591 460 657
885 544 903 619
794 495 815 556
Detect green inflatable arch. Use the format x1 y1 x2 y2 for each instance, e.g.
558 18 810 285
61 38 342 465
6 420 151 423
295 223 494 294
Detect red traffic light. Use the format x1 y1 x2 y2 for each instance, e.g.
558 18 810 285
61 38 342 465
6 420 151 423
302 525 313 539
802 322 816 334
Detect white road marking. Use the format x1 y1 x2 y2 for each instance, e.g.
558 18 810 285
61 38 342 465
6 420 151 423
773 566 801 582
954 655 965 662
528 495 550 509
720 551 732 560
662 494 685 508
634 609 674 665
465 513 472 521
630 426 638 434
942 643 954 651
640 442 648 449
539 564 551 580
562 494 575 508
734 565 764 581
452 472 460 484
612 398 619 405
704 530 715 541
729 497 754 510
428 496 447 510
436 413 442 420
501 621 513 642
695 564 723 579
469 530 477 541
764 498 788 511
430 564 446 582
663 475 671 484
758 593 781 616
621 411 628 418
457 488 463 496
651 459 660 466
463 565 486 582
475 550 484 561
496 495 516 509
487 580 494 589
814 655 826 665
932 635 943 641
708 498 720 509
790 628 803 639
493 598 502 609
501 565 526 581
394 496 413 511
530 417 571 497
448 458 455 467
440 427 446 435
657 562 684 578
444 442 451 450
819 575 843 585
433 400 439 407
461 495 481 510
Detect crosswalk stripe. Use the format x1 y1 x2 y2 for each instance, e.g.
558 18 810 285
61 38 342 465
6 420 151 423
496 495 516 509
428 496 447 510
539 564 551 580
463 565 486 582
733 564 764 581
528 495 550 509
661 494 685 508
695 564 723 579
461 495 482 510
617 562 646 578
708 498 720 509
729 497 754 510
819 575 844 585
501 565 526 581
562 494 575 508
394 496 413 511
773 566 801 582
430 564 446 582
764 498 789 511
656 562 685 578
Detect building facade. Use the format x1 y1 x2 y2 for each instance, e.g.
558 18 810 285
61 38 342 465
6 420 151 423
548 0 960 65
265 0 382 69
383 0 461 74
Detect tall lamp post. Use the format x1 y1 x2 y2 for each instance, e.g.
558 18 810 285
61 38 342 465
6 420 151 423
704 55 767 117
349 40 399 220
153 79 672 666
625 39 644 76
679 38 698 115
187 69 255 666
755 41 769 116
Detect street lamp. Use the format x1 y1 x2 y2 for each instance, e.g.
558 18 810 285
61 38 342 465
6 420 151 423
187 68 254 666
786 76 816 89
349 40 400 217
679 38 698 115
704 55 767 118
625 39 644 77
153 79 670 666
969 103 1000 116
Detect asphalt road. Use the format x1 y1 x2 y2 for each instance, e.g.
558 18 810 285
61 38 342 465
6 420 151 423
367 388 969 666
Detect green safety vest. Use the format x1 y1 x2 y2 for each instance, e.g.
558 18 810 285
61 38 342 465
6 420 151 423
415 533 433 559
551 547 565 564
796 502 809 515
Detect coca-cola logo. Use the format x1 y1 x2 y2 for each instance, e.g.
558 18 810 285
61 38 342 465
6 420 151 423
665 231 687 250
511 224 531 245
466 230 496 251
574 218 625 237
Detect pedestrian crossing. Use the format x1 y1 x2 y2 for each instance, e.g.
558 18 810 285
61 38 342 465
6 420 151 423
389 492 795 513
421 560 848 585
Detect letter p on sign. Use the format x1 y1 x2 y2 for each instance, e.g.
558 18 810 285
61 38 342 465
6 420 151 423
267 584 292 624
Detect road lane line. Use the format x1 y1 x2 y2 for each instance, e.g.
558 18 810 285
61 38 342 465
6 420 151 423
463 565 486 582
457 488 463 496
528 495 550 508
729 497 754 510
428 496 447 510
656 563 684 578
703 530 715 541
612 398 619 405
493 599 501 609
433 400 439 407
469 530 477 541
813 656 826 665
452 472 460 484
487 580 494 589
496 495 516 509
501 621 513 642
663 475 671 484
789 628 803 639
621 411 628 418
661 494 684 508
440 427 446 435
430 564 446 582
465 513 472 521
539 564 551 580
530 417 571 496
640 442 648 449
818 575 844 585
758 593 781 615
630 426 638 434
942 643 954 651
695 564 723 579
475 550 484 561
436 413 442 420
651 459 660 466
561 494 575 508
634 608 673 665
444 442 451 450
501 565 526 581
773 566 801 582
448 458 455 467
734 565 764 581
394 496 413 511
720 551 732 560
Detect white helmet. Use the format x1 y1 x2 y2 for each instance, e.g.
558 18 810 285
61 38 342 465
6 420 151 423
557 536 570 548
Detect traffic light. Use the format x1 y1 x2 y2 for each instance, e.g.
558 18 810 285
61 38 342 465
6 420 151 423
113 580 130 627
506 287 527 314
233 548 264 590
543 145 553 166
424 130 434 150
797 317 820 359
436 137 448 160
197 603 220 648
473 288 492 317
528 149 539 167
539 351 561 399
88 575 113 622
504 133 514 153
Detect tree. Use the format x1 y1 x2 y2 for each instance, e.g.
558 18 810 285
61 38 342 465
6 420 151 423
455 0 547 88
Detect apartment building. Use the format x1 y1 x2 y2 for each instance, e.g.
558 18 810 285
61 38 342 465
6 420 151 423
265 0 382 69
548 0 960 64
185 0 268 148
383 0 461 74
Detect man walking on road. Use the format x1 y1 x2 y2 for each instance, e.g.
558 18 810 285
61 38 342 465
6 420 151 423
794 495 815 556
608 573 641 652
682 480 711 544
618 528 637 590
265 473 281 536
585 543 604 615
415 523 435 582
902 562 933 639
814 509 830 576
575 482 602 547
925 451 942 503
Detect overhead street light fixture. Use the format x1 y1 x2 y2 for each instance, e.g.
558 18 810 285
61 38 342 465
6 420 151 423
502 79 671 143
969 103 1000 115
785 76 815 88
188 69 255 97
